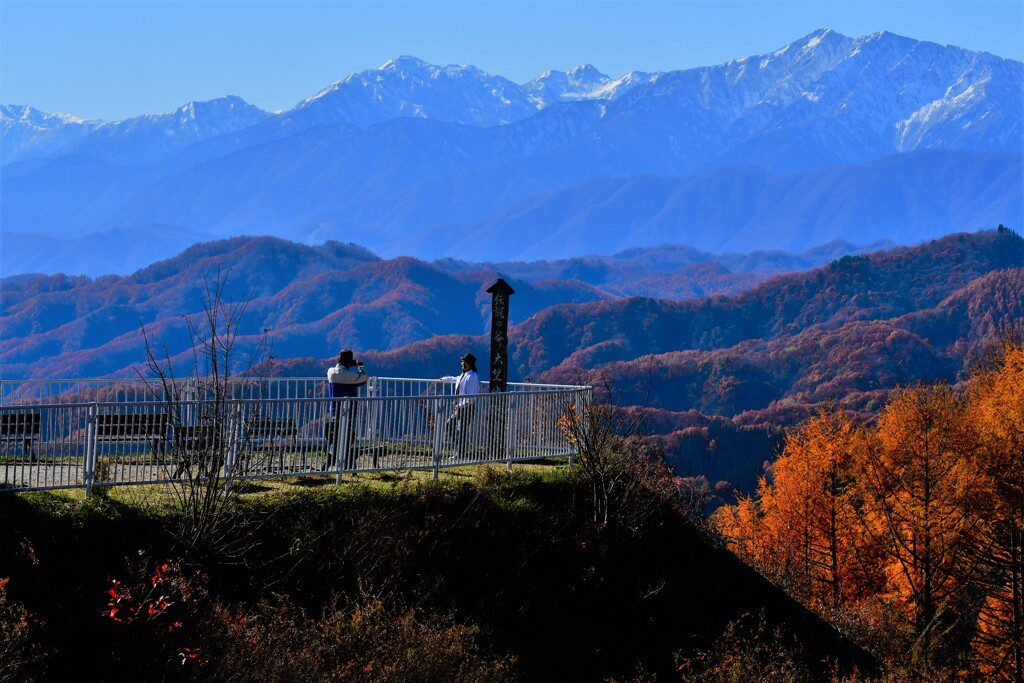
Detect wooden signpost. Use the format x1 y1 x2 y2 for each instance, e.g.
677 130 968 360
486 278 515 393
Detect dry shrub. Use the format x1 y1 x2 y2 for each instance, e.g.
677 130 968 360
676 612 812 683
0 577 46 682
199 594 517 682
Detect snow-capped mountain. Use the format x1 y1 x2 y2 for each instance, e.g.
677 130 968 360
523 65 659 104
591 28 1022 172
6 29 1018 166
20 96 272 165
1 105 101 163
1 29 1021 275
90 96 270 163
286 56 539 129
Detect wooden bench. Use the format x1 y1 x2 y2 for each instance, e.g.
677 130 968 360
241 416 298 458
237 416 298 472
175 423 231 451
245 416 297 443
168 423 233 478
95 413 169 454
0 411 42 458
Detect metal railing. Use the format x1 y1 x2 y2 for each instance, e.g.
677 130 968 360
0 376 577 405
0 377 591 493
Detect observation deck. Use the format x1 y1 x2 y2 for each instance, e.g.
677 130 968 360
0 376 592 494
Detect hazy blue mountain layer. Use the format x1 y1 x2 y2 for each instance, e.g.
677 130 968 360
1 29 1020 275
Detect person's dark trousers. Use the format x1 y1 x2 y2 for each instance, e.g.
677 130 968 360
326 402 358 469
447 404 475 455
327 383 359 469
342 400 358 469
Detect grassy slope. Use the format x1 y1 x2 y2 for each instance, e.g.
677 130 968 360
0 467 873 681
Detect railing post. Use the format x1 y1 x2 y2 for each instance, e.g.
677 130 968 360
528 393 537 450
184 377 197 426
505 393 516 471
335 402 349 486
366 396 380 450
224 404 240 477
84 403 98 497
431 398 444 480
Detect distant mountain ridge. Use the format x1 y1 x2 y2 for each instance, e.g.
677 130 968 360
1 28 1021 274
354 228 1024 425
0 234 880 379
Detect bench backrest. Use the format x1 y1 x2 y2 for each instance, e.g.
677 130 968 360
0 412 42 436
96 413 169 438
246 417 296 437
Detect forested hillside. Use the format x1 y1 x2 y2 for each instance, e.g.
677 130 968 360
3 228 1020 494
333 228 1024 493
714 342 1024 680
511 229 1024 378
0 235 872 379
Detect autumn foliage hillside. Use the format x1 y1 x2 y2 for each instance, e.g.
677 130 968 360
0 238 619 378
2 234 835 379
0 231 895 381
346 228 1023 492
511 229 1024 380
714 342 1024 681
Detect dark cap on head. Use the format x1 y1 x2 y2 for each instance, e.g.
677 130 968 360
460 353 477 366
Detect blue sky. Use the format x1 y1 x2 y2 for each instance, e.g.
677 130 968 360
2 0 1022 121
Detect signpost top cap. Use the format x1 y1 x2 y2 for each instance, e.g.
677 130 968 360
486 278 515 296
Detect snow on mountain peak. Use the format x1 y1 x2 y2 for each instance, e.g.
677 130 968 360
383 55 428 69
523 64 655 105
801 28 834 51
291 55 538 128
0 104 94 126
567 64 608 81
5 28 1019 167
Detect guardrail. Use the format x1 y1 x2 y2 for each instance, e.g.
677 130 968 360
0 378 591 494
0 376 577 404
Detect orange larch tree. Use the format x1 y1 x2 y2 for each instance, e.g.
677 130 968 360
757 410 878 618
857 383 984 667
712 493 768 569
714 409 880 624
968 342 1024 683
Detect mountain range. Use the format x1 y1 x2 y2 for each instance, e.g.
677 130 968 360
326 228 1022 422
3 228 1020 411
2 29 1020 276
0 235 890 380
2 227 1021 491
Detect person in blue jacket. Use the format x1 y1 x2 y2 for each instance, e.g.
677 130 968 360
326 349 369 469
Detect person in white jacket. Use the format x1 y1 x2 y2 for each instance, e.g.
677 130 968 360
326 349 369 469
440 353 480 457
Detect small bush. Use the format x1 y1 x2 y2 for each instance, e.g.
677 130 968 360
676 613 812 683
0 577 46 682
199 594 517 682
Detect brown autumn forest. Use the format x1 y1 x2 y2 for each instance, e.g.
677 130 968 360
290 227 1024 494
